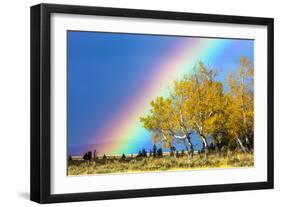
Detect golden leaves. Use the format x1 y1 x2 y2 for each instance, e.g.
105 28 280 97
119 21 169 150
140 57 254 147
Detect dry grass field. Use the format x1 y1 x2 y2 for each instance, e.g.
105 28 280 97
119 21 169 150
67 152 254 175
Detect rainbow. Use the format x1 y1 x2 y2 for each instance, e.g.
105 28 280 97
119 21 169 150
91 37 232 155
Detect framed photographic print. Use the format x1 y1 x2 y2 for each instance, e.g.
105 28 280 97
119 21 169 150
30 3 274 203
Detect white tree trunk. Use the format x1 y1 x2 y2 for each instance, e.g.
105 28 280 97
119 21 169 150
200 136 209 159
236 137 247 153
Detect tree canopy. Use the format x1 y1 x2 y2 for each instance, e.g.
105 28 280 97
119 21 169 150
140 57 254 158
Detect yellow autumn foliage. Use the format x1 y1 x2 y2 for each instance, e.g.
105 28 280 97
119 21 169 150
140 57 254 153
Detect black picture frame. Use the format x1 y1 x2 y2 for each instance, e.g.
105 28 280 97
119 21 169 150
30 3 274 204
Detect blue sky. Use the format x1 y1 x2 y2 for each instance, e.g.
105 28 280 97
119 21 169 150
67 31 253 155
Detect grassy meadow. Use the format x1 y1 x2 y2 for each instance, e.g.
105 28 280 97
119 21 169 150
67 152 254 175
